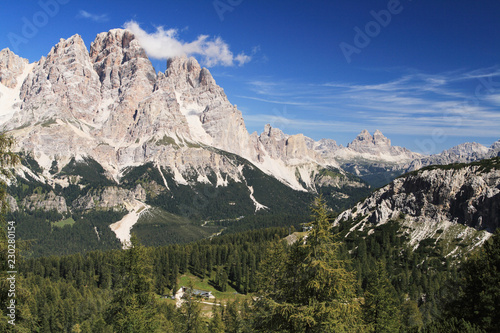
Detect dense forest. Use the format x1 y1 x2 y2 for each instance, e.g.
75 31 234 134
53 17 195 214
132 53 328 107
1 197 499 332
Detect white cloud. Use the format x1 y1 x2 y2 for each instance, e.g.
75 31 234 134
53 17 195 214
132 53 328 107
486 94 500 106
78 10 109 22
123 20 251 67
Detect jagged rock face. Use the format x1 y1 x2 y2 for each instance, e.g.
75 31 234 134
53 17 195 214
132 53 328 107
14 35 101 127
6 195 18 213
343 129 419 161
311 138 340 154
0 48 28 88
257 124 288 160
22 191 68 214
164 56 253 157
347 129 391 151
72 185 146 211
335 161 500 246
490 140 500 152
90 29 157 142
257 124 323 164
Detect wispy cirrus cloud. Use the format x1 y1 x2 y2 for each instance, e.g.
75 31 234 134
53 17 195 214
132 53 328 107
240 67 500 139
77 10 109 23
123 20 251 67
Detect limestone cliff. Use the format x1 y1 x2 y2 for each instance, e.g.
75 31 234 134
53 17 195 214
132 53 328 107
335 157 500 256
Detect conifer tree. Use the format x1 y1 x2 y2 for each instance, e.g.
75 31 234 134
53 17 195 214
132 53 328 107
179 283 207 333
253 196 364 332
208 303 225 333
106 234 159 332
450 231 500 332
362 260 401 332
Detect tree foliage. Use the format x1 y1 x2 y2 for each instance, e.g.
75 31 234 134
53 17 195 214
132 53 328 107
106 234 160 332
448 231 500 332
253 196 364 332
362 261 401 332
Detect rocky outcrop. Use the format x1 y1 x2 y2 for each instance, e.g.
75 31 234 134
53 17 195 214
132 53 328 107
0 48 28 89
337 129 421 162
90 29 157 142
408 142 488 171
14 35 102 127
335 158 500 251
72 185 146 211
22 191 68 213
6 195 18 213
314 170 367 189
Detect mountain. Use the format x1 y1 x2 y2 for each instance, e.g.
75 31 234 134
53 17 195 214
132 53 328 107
317 129 422 188
1 28 498 253
0 29 372 253
0 30 368 191
407 141 500 172
335 157 500 258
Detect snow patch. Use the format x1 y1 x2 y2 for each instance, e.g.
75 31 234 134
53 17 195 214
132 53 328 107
94 226 100 241
197 173 212 184
216 171 228 187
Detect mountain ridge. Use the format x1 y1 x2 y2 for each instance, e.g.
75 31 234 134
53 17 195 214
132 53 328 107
1 30 499 191
335 157 500 258
1 29 499 250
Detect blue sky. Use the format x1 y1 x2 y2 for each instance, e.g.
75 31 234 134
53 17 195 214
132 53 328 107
1 0 499 154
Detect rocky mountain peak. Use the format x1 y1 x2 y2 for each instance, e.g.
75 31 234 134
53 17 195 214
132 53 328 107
165 56 215 88
354 129 372 143
407 142 496 172
90 29 155 94
167 56 200 74
11 33 102 128
261 124 287 141
491 140 500 155
90 29 138 57
373 129 391 146
442 142 489 157
340 129 420 163
51 34 86 56
349 129 390 148
0 48 28 88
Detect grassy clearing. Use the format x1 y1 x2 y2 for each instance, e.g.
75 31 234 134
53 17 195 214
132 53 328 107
177 273 251 304
52 217 76 228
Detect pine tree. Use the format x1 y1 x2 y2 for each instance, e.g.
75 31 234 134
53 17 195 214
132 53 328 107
105 234 159 332
208 303 225 333
450 231 500 332
180 283 207 333
362 261 401 332
253 196 364 332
